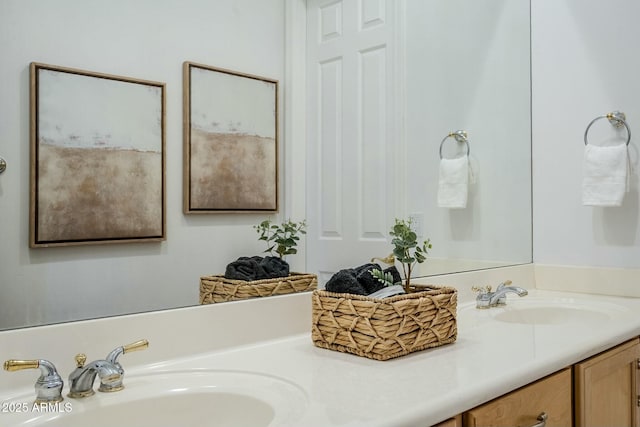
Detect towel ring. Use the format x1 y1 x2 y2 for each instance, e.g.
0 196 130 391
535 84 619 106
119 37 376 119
584 111 631 146
439 130 470 159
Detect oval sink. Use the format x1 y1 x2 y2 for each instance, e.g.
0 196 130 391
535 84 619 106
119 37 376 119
458 293 632 327
4 370 308 427
51 392 274 427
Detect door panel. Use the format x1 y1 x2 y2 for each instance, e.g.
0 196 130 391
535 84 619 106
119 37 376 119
306 0 399 284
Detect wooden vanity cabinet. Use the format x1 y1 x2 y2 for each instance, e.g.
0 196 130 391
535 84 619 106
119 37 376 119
432 415 462 427
462 368 572 427
432 338 640 427
574 337 640 427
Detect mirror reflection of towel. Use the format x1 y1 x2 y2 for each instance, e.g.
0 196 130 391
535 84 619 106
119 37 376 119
437 157 470 208
583 144 629 207
224 256 289 281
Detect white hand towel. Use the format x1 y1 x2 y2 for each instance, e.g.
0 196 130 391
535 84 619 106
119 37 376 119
582 144 629 207
438 156 470 208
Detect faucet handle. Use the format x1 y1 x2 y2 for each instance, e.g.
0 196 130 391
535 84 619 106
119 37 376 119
472 286 492 309
4 359 40 371
472 285 492 294
74 353 87 368
497 280 513 290
3 359 64 403
99 339 149 393
106 339 149 365
123 339 149 354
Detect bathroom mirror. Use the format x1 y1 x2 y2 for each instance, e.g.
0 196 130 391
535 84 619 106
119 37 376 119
0 0 531 331
405 0 532 276
305 0 531 280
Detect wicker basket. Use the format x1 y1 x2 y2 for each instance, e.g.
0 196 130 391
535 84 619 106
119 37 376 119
200 273 317 304
311 285 457 360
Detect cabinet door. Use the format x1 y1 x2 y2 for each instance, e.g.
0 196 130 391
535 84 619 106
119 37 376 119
463 368 572 427
574 337 640 427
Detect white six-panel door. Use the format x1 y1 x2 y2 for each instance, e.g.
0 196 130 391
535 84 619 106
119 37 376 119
306 0 403 285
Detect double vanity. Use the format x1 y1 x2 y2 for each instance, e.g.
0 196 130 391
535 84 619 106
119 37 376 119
2 265 640 427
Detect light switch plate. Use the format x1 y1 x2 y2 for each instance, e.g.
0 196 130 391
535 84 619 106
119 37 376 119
408 212 424 237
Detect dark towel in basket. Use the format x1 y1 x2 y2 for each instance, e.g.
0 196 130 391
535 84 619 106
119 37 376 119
325 263 401 296
225 256 290 281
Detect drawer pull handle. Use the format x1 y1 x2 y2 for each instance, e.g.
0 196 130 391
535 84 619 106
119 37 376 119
529 412 548 427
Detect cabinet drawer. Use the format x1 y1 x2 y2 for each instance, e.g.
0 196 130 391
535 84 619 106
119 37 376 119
463 368 572 427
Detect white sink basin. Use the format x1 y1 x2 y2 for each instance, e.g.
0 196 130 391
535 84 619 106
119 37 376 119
3 370 308 427
459 294 631 326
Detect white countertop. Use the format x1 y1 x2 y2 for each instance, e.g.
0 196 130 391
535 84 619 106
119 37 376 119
114 289 640 427
2 283 640 427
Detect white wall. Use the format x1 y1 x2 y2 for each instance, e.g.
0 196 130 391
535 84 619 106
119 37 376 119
532 0 640 268
0 0 289 329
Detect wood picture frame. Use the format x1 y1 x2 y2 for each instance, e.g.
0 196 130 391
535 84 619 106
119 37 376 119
183 62 278 213
29 62 166 247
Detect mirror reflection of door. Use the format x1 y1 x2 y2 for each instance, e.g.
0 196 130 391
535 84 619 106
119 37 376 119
306 0 400 285
305 0 532 284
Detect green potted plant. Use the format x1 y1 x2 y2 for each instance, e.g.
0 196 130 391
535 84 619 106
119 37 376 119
368 218 432 296
389 218 432 293
254 219 307 259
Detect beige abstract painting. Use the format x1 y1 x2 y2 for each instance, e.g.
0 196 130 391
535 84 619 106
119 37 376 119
184 62 278 213
30 63 165 247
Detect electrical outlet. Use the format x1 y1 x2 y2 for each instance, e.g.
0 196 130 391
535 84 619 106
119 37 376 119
408 212 424 237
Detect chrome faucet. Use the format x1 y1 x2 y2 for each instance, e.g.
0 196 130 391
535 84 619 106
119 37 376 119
67 354 122 398
3 359 64 403
472 280 528 309
67 339 149 398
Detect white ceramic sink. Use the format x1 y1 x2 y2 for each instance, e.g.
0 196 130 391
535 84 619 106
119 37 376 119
459 293 631 326
3 370 308 427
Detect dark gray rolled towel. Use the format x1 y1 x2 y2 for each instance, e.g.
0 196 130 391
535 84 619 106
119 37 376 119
225 256 290 281
225 256 264 281
259 256 290 279
325 264 405 295
325 269 368 295
355 263 386 294
325 263 394 295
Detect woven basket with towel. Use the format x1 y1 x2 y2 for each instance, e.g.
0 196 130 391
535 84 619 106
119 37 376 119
201 273 317 304
200 255 317 304
311 284 457 360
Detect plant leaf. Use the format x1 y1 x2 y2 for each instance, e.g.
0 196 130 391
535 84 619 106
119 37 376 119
388 217 433 285
370 269 395 287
